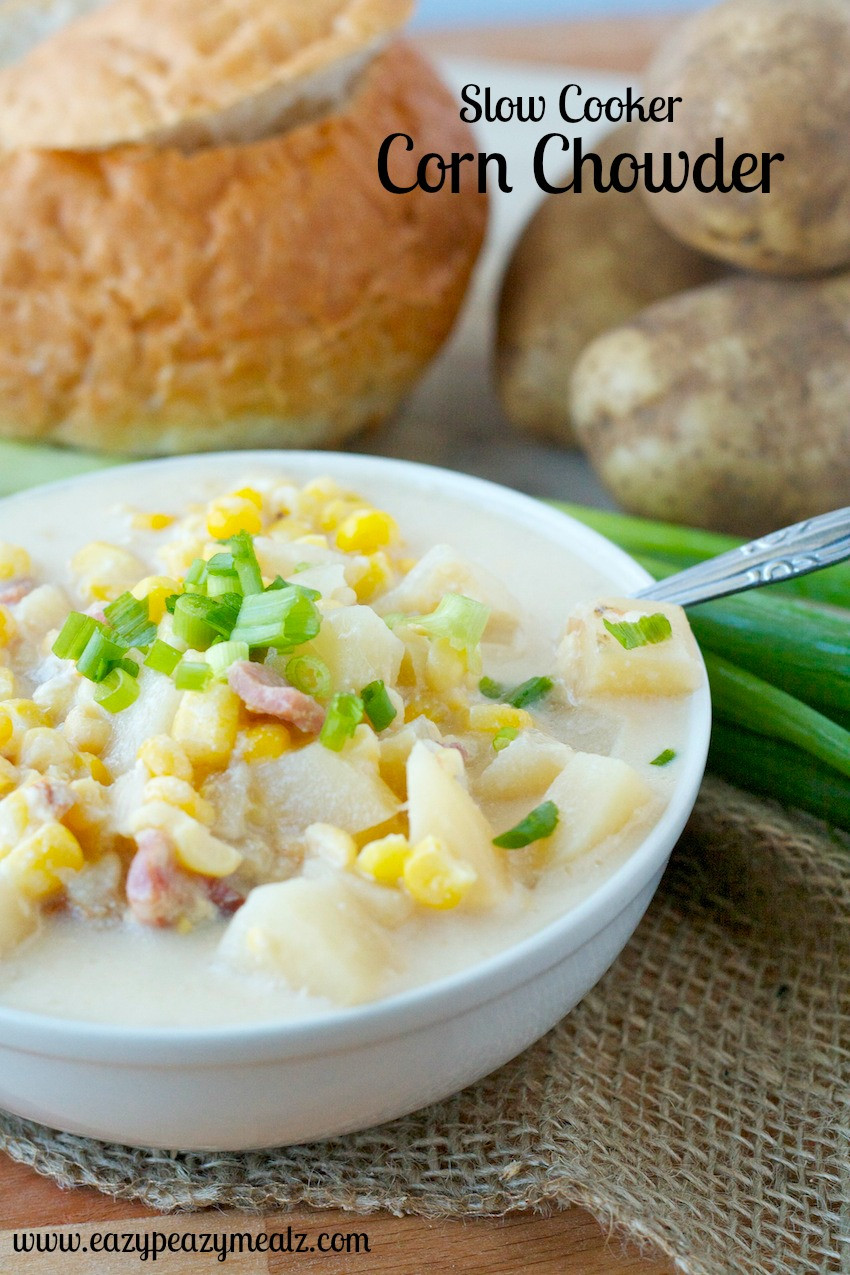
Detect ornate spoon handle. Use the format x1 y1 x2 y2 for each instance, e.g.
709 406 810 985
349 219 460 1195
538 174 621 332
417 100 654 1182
635 507 850 607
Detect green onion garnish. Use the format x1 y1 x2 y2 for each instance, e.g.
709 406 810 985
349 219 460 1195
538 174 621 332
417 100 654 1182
493 726 519 752
94 666 140 714
603 612 672 650
361 680 397 732
52 612 98 662
76 627 127 684
102 592 157 650
286 654 332 700
206 640 250 681
117 657 139 677
207 570 241 598
172 594 239 650
493 800 559 849
320 692 364 751
412 593 490 653
505 676 553 709
228 531 264 596
479 677 504 700
230 588 321 650
174 660 214 692
206 552 235 575
144 639 182 676
184 558 208 593
650 749 677 767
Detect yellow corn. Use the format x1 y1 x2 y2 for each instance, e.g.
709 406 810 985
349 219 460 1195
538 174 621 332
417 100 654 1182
0 606 16 649
205 495 262 540
63 703 111 755
234 487 263 509
468 704 534 734
130 802 242 878
144 776 215 826
304 823 357 869
293 533 329 549
76 753 112 786
170 684 240 770
131 512 175 531
0 667 15 701
315 498 363 533
296 477 345 518
0 543 30 582
335 509 398 554
160 536 207 580
267 516 312 541
71 542 146 603
353 551 395 603
137 735 194 783
4 822 84 899
241 722 291 764
64 777 109 841
403 696 452 727
403 836 477 910
356 833 411 886
425 638 468 693
18 727 77 775
0 700 50 761
0 757 17 798
131 576 180 623
0 788 33 855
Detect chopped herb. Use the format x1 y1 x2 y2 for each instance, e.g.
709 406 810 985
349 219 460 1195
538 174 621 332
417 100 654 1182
320 692 364 751
76 627 126 684
603 612 672 650
206 640 250 681
479 676 504 700
144 639 182 676
505 676 553 709
93 666 140 714
172 593 239 650
493 800 559 849
493 726 519 752
413 593 490 653
650 749 677 767
229 588 321 650
52 612 98 662
286 654 332 700
103 592 157 650
361 680 397 732
227 530 263 596
174 660 214 692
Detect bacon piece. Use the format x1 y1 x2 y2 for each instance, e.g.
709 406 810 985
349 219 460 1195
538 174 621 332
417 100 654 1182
227 661 325 734
0 577 34 606
25 777 75 822
127 830 243 928
206 877 245 915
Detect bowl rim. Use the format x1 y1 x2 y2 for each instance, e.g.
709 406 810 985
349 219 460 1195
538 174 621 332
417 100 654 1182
0 450 711 1063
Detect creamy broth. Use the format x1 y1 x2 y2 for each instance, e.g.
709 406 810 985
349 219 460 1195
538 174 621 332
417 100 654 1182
0 459 698 1027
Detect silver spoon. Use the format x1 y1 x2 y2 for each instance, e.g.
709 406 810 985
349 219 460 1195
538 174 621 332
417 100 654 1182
634 507 850 607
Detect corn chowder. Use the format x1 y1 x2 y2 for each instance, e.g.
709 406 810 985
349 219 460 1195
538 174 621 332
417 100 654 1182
0 470 702 1026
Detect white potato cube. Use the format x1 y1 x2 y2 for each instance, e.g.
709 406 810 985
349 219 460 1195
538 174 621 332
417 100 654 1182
103 667 182 776
0 872 38 956
544 751 651 864
558 598 702 698
376 545 520 643
477 730 574 802
307 605 404 694
220 876 398 1006
407 740 511 909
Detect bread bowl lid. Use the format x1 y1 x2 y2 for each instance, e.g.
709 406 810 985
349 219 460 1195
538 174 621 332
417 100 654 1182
0 0 413 151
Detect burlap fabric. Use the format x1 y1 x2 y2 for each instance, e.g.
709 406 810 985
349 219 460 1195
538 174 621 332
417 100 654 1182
0 776 845 1275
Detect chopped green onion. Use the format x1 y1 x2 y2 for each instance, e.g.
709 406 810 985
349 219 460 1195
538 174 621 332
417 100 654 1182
361 680 397 732
102 592 157 650
172 594 239 650
164 593 180 615
650 749 677 767
413 593 490 653
281 579 321 602
52 612 98 662
382 612 409 631
493 726 519 752
144 639 182 675
206 640 250 681
230 588 321 650
206 552 235 575
479 677 504 700
174 660 214 692
493 800 559 849
603 612 672 650
228 531 264 596
505 676 553 708
207 570 241 597
117 657 139 678
76 627 126 684
183 558 208 594
286 654 332 700
94 666 140 714
320 692 364 751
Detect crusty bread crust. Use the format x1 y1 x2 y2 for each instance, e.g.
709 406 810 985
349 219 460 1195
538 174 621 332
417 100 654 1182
0 0 413 150
0 43 486 455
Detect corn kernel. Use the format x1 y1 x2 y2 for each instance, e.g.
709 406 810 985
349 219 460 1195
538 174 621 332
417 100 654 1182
304 823 357 869
335 509 398 554
356 833 411 886
131 576 180 623
131 802 242 878
205 496 262 540
131 512 175 531
0 757 17 798
144 776 214 825
0 667 14 701
316 498 364 533
63 703 111 755
468 704 534 734
353 551 395 603
160 536 207 580
293 534 329 549
403 697 451 726
0 543 30 582
138 735 193 783
77 753 112 786
297 477 344 518
234 487 263 509
0 788 33 855
268 516 312 541
241 723 292 764
0 700 50 761
19 727 77 775
64 777 109 840
0 606 16 649
403 835 477 910
425 639 468 694
170 684 240 770
71 542 146 603
4 822 84 899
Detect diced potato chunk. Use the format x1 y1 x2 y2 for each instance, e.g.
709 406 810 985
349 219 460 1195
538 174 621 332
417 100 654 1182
307 605 404 694
558 598 702 698
477 730 574 802
376 545 521 643
406 741 511 909
170 683 240 769
544 751 651 864
0 872 38 956
219 876 398 1005
250 741 399 841
103 668 182 776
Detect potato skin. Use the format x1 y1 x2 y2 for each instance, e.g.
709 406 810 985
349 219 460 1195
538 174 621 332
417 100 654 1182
570 273 850 536
496 125 722 446
639 0 850 276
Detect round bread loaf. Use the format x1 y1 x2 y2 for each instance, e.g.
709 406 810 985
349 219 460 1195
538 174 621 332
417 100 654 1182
0 42 486 455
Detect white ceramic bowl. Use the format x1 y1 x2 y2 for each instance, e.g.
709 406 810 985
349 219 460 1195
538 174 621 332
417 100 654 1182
0 452 710 1150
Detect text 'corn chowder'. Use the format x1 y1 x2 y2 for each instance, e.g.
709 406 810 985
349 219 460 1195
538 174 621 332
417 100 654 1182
0 473 702 1023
